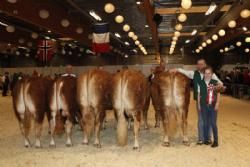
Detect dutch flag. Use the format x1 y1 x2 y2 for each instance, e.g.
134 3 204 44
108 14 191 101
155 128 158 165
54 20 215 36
92 23 110 53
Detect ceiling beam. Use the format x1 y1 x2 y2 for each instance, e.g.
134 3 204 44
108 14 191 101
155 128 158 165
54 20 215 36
0 0 91 46
159 32 206 37
155 4 231 15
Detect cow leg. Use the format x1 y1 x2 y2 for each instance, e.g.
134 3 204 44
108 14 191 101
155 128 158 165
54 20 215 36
18 113 31 147
180 107 189 146
143 108 149 130
81 107 94 145
65 118 73 147
162 109 170 147
155 109 161 128
94 108 104 148
49 111 56 147
23 112 32 148
35 122 43 148
132 110 141 150
127 117 132 130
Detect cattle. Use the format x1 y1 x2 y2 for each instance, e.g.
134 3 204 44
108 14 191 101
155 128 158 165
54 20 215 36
48 75 79 147
77 69 112 148
112 69 148 149
154 71 190 146
12 76 52 148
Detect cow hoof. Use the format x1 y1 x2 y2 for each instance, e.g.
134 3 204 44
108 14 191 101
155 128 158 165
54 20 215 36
94 143 102 148
162 142 170 147
24 144 31 148
183 141 190 146
66 143 73 147
154 124 160 128
133 146 140 151
82 142 89 145
49 144 56 148
144 126 149 130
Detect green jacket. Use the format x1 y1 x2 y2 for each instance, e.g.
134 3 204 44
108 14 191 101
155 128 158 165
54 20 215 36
193 70 202 101
199 79 218 106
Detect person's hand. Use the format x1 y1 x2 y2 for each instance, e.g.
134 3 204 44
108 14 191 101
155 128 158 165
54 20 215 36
215 103 219 111
169 68 177 73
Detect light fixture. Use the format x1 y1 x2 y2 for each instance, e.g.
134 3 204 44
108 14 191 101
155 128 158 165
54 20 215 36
220 49 224 53
242 27 248 31
145 25 149 28
132 35 138 41
178 13 187 22
45 36 50 40
6 25 15 33
185 39 190 43
191 29 197 36
205 2 217 15
245 37 250 43
128 31 135 38
124 42 130 46
175 24 183 31
136 1 141 5
18 38 25 44
61 19 70 27
224 47 229 52
172 36 178 41
31 32 38 39
135 40 140 45
15 51 20 56
0 21 8 27
76 27 83 34
218 29 226 36
104 3 115 13
124 54 129 58
174 31 181 37
115 32 121 38
7 0 17 3
199 46 203 50
123 24 130 32
39 9 49 19
240 9 250 19
212 34 218 41
89 10 102 21
245 48 250 53
181 0 192 10
47 30 51 33
172 41 177 45
115 15 124 23
206 39 212 44
236 41 242 46
195 49 200 53
228 20 236 28
202 42 207 47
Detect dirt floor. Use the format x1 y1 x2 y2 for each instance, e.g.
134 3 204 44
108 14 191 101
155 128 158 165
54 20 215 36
0 94 250 167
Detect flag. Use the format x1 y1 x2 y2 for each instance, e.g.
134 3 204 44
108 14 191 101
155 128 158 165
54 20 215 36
37 39 55 62
92 23 110 53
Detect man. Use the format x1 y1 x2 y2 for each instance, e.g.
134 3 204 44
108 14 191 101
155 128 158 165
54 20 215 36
170 58 223 145
2 72 10 96
61 65 76 77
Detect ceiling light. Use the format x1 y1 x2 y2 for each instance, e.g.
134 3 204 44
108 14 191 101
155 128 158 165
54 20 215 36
128 31 135 38
6 25 15 33
104 3 115 13
245 48 250 53
224 47 229 52
178 13 187 22
220 49 224 53
212 34 218 41
61 19 70 27
236 41 242 46
245 37 250 43
115 15 124 23
135 40 140 45
89 10 102 21
145 25 149 28
242 27 248 31
175 24 183 31
124 42 130 46
47 30 51 33
45 36 50 40
115 32 121 38
172 36 178 41
240 9 250 19
199 46 203 50
136 1 141 5
0 21 8 27
76 27 83 34
39 9 49 19
206 39 212 44
132 35 138 41
125 54 129 58
195 49 200 53
205 2 217 16
228 20 236 28
123 24 130 32
185 39 190 43
191 29 197 36
218 29 226 36
174 31 181 37
181 0 192 10
202 42 207 47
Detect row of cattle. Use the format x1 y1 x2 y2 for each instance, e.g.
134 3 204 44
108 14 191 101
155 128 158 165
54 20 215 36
12 69 190 149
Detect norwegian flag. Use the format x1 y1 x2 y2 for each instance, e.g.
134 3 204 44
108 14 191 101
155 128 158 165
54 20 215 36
37 40 54 62
206 84 216 105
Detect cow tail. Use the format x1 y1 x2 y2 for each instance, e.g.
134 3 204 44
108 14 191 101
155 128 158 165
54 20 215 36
117 71 128 146
168 73 178 136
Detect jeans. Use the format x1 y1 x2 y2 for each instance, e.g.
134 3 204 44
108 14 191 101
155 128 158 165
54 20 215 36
197 101 204 142
201 105 218 143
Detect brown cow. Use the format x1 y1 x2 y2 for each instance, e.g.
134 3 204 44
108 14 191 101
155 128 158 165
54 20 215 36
12 76 52 148
77 69 112 147
155 71 190 146
48 75 79 147
112 69 148 149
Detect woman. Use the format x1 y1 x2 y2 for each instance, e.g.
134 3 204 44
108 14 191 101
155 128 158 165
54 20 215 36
197 66 221 148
